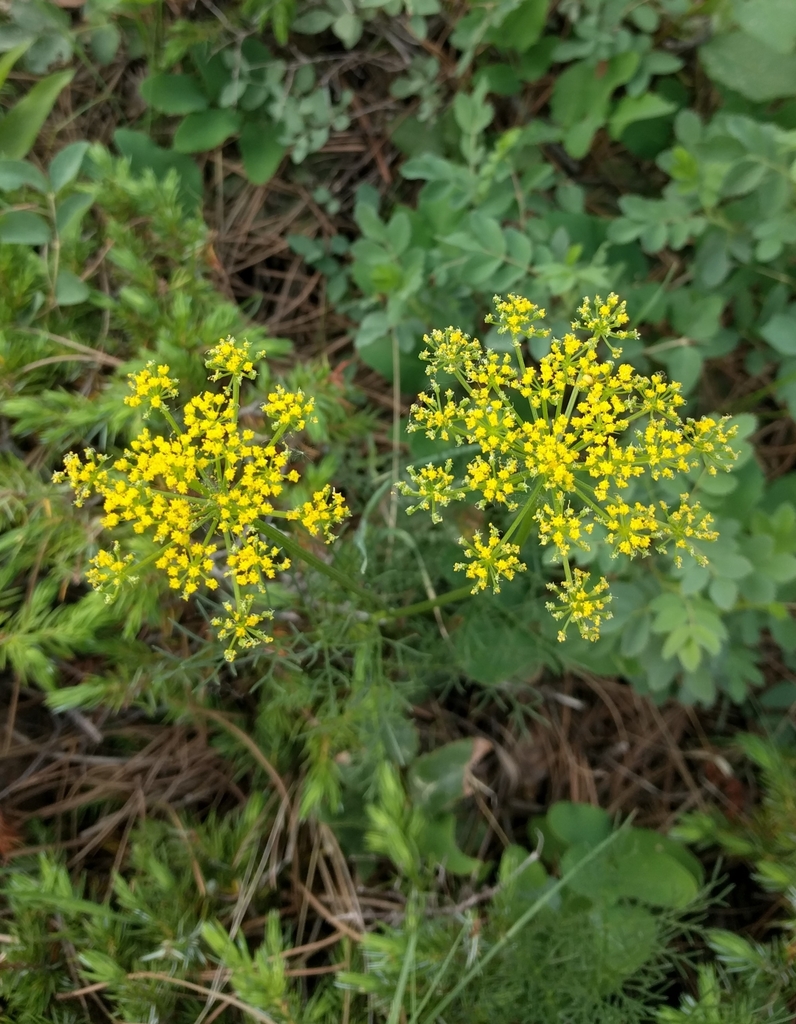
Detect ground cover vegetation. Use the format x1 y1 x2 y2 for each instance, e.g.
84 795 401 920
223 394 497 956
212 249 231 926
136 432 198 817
1 0 796 1020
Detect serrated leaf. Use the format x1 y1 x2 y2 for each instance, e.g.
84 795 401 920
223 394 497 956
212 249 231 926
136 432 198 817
709 577 738 610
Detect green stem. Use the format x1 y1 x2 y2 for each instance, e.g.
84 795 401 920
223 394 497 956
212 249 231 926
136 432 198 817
256 521 376 604
378 584 472 622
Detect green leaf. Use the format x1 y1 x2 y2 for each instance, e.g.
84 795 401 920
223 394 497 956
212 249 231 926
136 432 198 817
0 209 51 244
547 801 611 849
292 10 336 32
140 73 209 114
91 23 121 65
563 829 700 908
173 109 241 153
0 42 31 91
55 192 94 235
699 32 796 102
596 904 658 980
114 129 202 208
0 68 75 159
49 141 89 192
609 93 676 140
733 0 796 55
453 602 542 685
487 0 549 53
408 738 484 816
709 577 738 610
239 120 285 184
54 268 89 305
0 158 49 192
417 814 482 875
333 13 363 48
760 312 796 355
620 612 651 658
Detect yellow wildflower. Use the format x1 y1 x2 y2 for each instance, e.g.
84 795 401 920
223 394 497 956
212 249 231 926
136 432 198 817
454 524 526 594
402 293 738 642
54 337 348 660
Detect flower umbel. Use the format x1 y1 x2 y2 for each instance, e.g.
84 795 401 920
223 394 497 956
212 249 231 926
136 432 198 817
54 337 349 660
454 524 526 594
402 293 738 642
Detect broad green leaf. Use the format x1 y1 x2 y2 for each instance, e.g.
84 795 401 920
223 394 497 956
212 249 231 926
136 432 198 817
172 109 241 153
0 209 51 244
0 158 49 192
760 312 796 355
620 612 651 658
548 802 611 849
387 211 411 255
49 141 89 192
140 73 209 115
0 68 74 159
733 0 796 55
333 13 363 49
487 0 548 53
709 577 738 610
408 738 484 816
597 904 658 980
468 211 506 256
239 121 285 184
609 93 676 140
700 32 796 102
563 829 700 908
54 268 89 305
91 23 121 65
417 814 482 875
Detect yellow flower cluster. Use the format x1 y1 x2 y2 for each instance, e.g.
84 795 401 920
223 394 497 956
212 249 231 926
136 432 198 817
211 596 273 653
205 336 257 382
400 293 738 643
54 338 349 661
454 524 526 594
123 364 178 411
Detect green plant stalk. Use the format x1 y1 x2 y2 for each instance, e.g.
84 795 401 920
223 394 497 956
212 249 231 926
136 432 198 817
418 824 626 1024
377 584 474 622
256 520 376 604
